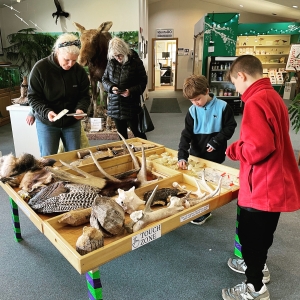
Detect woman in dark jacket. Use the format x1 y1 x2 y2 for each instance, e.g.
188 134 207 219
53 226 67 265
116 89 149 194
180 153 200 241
28 33 90 156
102 37 148 139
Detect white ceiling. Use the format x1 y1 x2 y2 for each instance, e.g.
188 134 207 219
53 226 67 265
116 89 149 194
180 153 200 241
0 0 299 21
149 0 300 21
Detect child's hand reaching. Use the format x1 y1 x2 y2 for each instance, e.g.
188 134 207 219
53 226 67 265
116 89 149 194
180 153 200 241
206 143 215 152
178 160 188 170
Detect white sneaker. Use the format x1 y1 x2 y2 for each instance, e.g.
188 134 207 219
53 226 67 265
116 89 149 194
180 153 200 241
227 258 270 284
222 282 270 300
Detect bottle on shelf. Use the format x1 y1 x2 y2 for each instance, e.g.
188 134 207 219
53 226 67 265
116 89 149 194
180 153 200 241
217 72 223 81
211 72 216 81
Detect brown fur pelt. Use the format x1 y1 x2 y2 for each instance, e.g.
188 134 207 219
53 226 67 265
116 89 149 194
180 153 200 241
19 168 54 192
143 188 186 206
0 153 56 187
99 178 141 197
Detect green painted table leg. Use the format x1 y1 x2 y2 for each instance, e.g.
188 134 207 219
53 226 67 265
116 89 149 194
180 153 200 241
234 205 242 258
9 197 23 242
86 268 103 300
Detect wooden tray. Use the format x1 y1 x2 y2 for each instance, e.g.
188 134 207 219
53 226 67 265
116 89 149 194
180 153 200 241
45 137 163 168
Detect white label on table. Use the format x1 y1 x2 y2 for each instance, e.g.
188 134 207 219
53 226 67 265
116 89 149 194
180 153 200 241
131 224 161 250
180 204 209 222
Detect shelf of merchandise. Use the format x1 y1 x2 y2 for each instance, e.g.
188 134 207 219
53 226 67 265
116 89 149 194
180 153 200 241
236 35 290 67
207 55 242 116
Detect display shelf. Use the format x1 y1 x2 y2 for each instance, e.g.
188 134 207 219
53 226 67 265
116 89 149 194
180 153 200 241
207 56 241 115
236 35 291 76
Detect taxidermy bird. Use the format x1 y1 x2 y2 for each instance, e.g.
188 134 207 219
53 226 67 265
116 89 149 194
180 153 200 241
52 0 69 25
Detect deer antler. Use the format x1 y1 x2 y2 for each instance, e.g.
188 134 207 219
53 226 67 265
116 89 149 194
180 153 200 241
117 132 157 186
45 161 107 189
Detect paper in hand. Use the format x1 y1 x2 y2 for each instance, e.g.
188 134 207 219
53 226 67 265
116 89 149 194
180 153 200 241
53 109 69 121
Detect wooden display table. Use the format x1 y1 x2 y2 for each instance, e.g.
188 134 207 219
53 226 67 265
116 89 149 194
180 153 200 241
0 139 239 300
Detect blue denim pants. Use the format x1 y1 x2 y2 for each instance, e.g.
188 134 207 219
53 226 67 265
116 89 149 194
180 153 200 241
36 119 81 156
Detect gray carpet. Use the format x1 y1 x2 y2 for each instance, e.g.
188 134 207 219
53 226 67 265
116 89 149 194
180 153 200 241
150 98 181 113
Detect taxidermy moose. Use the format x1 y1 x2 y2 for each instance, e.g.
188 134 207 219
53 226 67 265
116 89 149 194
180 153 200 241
73 21 113 119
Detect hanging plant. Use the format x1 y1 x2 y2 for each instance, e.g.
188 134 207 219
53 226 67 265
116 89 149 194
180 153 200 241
288 92 300 133
3 28 56 79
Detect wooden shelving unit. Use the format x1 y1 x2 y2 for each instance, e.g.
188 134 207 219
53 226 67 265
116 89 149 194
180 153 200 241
236 35 290 72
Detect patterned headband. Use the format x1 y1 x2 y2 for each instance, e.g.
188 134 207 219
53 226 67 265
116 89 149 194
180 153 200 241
58 40 81 49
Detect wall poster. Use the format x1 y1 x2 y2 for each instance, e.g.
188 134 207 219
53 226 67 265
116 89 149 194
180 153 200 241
286 44 300 71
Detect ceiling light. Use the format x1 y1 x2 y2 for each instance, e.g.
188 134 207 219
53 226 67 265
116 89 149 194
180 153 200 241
240 5 243 7
293 5 298 8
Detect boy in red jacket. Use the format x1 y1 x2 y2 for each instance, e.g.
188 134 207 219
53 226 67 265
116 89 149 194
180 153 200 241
222 55 300 300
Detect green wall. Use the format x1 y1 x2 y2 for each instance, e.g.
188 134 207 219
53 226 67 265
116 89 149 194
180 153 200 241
202 13 239 75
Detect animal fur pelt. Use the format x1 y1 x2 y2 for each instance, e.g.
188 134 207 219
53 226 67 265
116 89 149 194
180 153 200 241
28 183 101 214
143 188 186 206
19 168 53 192
0 153 56 187
100 178 141 197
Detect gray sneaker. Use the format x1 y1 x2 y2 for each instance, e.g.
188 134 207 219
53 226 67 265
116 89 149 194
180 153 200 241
227 258 270 284
222 282 270 300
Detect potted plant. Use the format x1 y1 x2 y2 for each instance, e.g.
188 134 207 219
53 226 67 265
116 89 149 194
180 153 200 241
288 72 300 164
289 93 300 133
3 28 56 79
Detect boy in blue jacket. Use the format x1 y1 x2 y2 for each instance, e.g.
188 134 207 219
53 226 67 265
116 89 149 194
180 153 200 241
177 74 237 224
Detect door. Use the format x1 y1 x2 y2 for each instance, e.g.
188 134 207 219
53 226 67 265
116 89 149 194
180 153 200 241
152 38 178 91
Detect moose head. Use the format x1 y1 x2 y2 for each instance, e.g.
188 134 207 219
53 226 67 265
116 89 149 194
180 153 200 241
73 21 113 67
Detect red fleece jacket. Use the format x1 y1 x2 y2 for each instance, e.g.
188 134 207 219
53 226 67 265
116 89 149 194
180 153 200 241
226 78 300 212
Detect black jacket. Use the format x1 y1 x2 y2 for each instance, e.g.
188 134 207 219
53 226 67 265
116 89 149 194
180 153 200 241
102 50 147 120
178 96 237 164
28 53 90 128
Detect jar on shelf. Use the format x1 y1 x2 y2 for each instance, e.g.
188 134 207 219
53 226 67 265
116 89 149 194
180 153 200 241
219 88 224 96
224 88 228 96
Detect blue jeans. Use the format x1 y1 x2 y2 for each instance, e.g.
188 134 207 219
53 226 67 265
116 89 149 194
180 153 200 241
36 119 81 156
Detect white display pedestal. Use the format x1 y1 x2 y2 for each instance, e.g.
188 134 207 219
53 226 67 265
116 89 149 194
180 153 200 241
6 104 40 158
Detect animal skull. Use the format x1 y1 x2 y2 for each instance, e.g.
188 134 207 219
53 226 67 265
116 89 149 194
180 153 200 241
115 186 145 214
